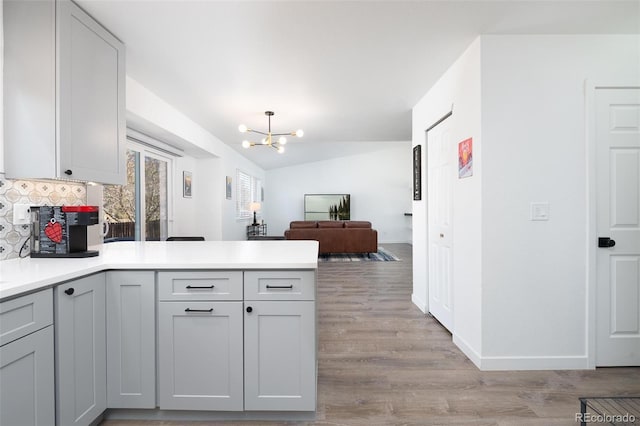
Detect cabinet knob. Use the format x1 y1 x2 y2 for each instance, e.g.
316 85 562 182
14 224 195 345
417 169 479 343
246 306 253 313
64 169 73 176
64 288 75 295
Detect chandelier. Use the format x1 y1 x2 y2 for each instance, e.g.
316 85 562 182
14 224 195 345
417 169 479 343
239 111 304 154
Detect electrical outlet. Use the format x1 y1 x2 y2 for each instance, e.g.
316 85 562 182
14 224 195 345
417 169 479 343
13 204 31 225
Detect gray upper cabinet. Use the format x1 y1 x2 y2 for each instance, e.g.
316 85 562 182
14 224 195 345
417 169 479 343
3 0 126 184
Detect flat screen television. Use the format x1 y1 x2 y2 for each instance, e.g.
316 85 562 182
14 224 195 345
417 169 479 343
304 194 350 221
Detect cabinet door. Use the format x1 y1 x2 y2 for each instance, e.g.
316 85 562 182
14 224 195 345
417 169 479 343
56 273 107 426
106 271 155 408
158 301 243 411
0 326 55 426
57 0 126 184
244 301 316 411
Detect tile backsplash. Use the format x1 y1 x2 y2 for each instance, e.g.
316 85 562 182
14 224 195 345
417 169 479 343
0 177 87 261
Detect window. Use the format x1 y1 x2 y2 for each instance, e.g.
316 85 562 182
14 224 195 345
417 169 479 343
236 169 261 219
103 139 174 241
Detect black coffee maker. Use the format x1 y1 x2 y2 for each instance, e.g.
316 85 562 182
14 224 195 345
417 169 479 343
30 206 100 258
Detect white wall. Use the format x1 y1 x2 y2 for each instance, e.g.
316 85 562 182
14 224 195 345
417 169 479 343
171 155 198 238
412 34 640 370
265 144 412 243
412 38 483 362
125 77 265 241
479 34 640 369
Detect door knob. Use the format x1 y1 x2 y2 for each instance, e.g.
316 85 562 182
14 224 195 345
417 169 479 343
246 306 253 313
598 237 616 248
64 288 74 295
64 169 73 176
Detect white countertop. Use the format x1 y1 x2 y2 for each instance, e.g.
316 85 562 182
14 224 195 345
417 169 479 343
0 240 319 301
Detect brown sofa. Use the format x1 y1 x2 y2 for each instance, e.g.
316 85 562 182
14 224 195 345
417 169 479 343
284 221 377 254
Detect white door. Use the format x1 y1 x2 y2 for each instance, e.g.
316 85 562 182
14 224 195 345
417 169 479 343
596 87 640 366
427 118 454 332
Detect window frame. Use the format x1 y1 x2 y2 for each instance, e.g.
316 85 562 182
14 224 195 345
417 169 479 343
236 169 261 220
132 141 174 241
103 138 175 241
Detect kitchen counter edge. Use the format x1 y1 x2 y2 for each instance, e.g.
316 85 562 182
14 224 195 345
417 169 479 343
0 241 319 301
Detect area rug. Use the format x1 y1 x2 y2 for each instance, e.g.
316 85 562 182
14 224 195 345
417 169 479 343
318 247 400 262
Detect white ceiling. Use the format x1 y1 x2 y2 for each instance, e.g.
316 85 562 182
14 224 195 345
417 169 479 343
77 0 639 169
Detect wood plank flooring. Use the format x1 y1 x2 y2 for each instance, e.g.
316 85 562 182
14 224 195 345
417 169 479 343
101 243 640 425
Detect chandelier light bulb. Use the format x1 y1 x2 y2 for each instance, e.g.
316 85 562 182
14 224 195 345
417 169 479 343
277 146 285 154
295 129 304 137
238 124 248 133
242 140 250 149
278 136 287 145
261 138 268 145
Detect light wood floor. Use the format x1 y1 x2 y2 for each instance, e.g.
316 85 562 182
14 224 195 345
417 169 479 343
102 243 640 425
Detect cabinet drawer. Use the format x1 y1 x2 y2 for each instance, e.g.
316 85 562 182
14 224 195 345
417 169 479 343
244 271 316 301
158 271 243 301
0 289 53 346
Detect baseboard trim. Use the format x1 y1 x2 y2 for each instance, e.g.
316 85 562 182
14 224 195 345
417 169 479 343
452 334 482 369
411 293 427 313
105 409 316 422
478 355 591 371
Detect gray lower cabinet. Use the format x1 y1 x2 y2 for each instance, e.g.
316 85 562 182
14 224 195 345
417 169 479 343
56 273 107 426
106 271 156 408
157 270 317 413
243 300 316 411
0 290 55 426
243 270 317 411
158 301 244 411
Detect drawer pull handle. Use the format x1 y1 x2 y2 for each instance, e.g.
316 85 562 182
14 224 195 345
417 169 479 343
266 285 294 289
185 308 214 313
186 285 215 289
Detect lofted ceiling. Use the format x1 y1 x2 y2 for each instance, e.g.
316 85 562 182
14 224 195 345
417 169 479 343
76 0 639 170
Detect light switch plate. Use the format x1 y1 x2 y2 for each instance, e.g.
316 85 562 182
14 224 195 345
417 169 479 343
12 204 31 225
530 202 550 221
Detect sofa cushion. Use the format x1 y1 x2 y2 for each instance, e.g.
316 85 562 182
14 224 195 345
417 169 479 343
290 221 318 229
344 221 371 229
318 221 345 228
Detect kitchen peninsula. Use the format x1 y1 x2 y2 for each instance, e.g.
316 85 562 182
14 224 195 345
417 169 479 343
0 240 319 425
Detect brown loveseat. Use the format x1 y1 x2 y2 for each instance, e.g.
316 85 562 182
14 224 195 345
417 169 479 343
284 221 377 254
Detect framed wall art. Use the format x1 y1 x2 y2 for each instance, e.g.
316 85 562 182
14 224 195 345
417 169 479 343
183 171 192 198
226 176 232 199
458 138 473 179
304 194 350 220
413 145 421 200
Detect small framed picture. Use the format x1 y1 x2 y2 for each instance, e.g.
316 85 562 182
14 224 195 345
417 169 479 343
413 145 421 200
458 138 473 179
183 171 192 198
226 176 232 200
